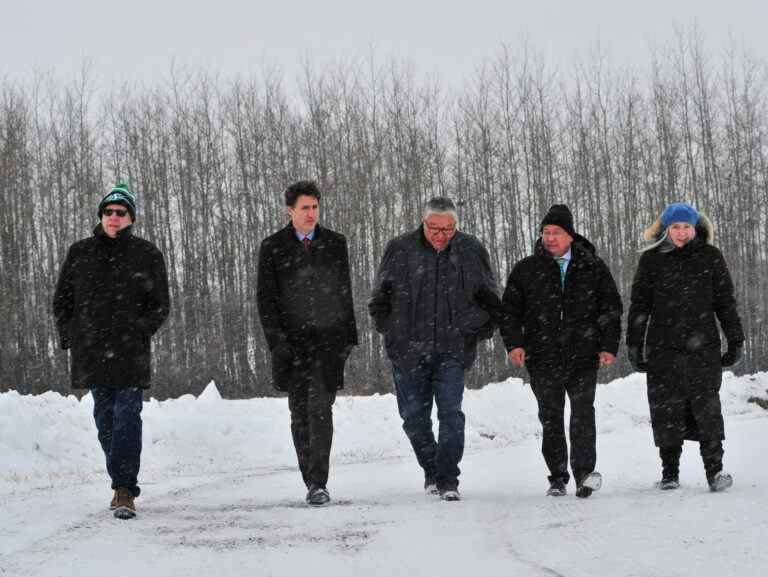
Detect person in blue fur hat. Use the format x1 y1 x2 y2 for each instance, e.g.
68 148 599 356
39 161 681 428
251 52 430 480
627 202 744 492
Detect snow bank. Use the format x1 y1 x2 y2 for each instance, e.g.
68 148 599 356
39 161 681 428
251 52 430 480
1 371 766 493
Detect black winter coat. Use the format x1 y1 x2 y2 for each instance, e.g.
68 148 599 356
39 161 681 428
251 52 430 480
368 227 500 370
53 225 170 390
626 233 744 446
257 224 358 392
500 236 623 370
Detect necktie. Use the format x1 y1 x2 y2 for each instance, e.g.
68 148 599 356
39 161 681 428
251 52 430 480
303 237 311 250
556 258 567 289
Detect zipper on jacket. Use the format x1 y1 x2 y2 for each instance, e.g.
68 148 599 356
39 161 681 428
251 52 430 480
433 251 439 352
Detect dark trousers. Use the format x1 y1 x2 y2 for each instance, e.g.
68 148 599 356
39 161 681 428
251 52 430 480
529 366 597 485
392 353 465 490
288 368 337 488
659 440 724 482
91 387 143 497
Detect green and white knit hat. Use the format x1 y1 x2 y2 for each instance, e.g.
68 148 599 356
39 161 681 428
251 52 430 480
98 182 136 221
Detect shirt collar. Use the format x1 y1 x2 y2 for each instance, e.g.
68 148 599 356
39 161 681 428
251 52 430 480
295 227 316 242
557 248 572 262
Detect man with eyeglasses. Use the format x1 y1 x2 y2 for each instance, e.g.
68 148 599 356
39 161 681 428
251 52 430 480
369 197 500 501
53 182 170 519
257 180 358 507
500 204 622 499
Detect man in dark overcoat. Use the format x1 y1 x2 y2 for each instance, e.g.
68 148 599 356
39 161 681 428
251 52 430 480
257 180 358 506
369 197 500 501
501 204 622 498
53 182 170 519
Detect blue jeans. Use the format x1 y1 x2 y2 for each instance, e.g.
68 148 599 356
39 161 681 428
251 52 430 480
392 353 465 489
91 387 143 497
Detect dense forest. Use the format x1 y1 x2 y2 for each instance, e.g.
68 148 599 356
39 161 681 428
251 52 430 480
2 36 767 398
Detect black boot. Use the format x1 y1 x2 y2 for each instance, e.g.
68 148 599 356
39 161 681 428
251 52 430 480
700 440 732 491
659 445 682 490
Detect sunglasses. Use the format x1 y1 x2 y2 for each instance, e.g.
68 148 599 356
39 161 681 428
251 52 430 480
102 208 128 217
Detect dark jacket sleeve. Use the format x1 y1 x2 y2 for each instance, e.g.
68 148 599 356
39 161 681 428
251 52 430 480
368 240 396 333
500 262 526 351
53 246 75 349
627 252 653 349
474 242 502 339
339 236 358 346
595 258 623 355
256 238 287 351
136 248 170 336
711 249 744 346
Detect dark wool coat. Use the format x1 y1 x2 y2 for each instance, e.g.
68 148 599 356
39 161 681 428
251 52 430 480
500 236 623 370
627 227 744 446
368 227 500 370
53 225 170 390
257 224 358 392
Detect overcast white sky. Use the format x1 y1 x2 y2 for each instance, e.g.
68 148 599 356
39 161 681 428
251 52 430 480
1 0 766 92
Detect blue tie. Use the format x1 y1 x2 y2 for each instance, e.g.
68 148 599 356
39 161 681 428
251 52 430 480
556 258 567 289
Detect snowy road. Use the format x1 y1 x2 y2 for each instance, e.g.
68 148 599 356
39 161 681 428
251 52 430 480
3 415 766 577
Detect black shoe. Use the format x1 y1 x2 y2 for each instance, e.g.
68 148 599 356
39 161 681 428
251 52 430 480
708 471 733 492
576 472 602 499
546 479 567 497
424 477 439 496
306 484 331 506
439 488 461 501
658 476 680 490
438 481 460 501
575 485 593 498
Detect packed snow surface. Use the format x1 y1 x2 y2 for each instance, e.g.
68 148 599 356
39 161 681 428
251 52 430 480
1 372 767 576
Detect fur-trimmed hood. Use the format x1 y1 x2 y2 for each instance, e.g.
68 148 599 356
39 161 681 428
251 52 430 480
643 213 715 245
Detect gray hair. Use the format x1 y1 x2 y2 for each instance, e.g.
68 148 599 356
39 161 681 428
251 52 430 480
423 197 459 224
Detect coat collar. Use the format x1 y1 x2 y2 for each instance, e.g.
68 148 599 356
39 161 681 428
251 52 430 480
94 223 134 243
667 235 705 256
534 235 597 268
281 223 326 246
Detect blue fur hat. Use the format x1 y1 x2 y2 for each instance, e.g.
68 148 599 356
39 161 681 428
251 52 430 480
660 202 698 228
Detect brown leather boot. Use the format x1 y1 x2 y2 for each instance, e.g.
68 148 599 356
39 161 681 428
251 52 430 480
113 488 136 519
109 490 118 510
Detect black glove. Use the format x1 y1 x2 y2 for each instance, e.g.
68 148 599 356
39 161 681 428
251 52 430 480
627 346 648 373
721 342 743 368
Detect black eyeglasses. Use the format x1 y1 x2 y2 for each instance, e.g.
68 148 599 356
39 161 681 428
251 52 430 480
425 224 456 235
103 208 128 217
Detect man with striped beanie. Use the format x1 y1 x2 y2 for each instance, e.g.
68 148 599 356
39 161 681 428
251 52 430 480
54 181 169 519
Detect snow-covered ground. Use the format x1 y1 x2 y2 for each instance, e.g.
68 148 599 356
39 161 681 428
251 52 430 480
1 372 767 577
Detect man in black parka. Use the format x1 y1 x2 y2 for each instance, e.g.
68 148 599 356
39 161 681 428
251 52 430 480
501 205 622 498
369 197 500 501
257 180 358 506
53 182 170 519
